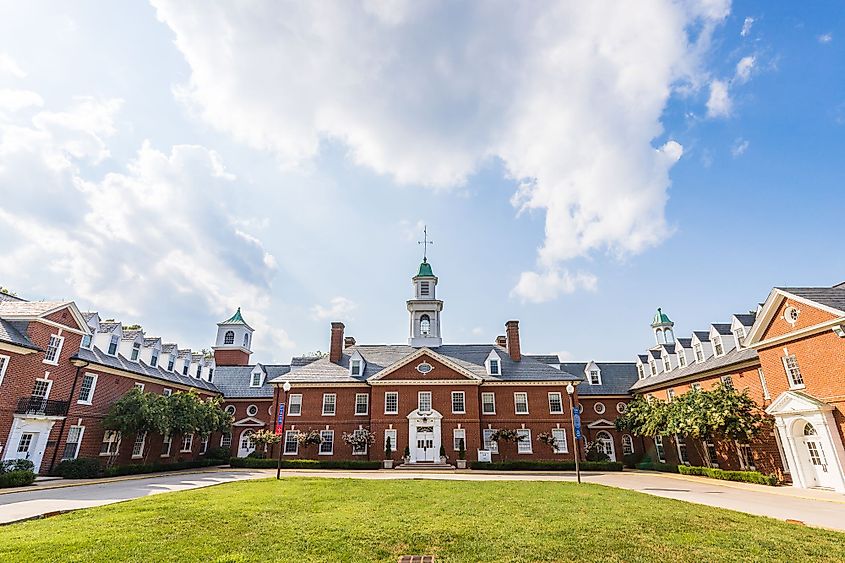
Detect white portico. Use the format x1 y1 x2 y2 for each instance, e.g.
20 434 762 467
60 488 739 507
406 408 443 463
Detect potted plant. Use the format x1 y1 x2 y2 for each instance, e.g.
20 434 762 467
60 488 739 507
456 438 467 469
383 436 394 469
439 444 447 464
403 445 411 464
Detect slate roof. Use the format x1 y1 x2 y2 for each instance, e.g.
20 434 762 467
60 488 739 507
74 346 219 393
779 286 845 314
291 356 321 368
122 330 144 341
558 362 639 395
0 319 39 350
213 364 291 398
269 344 581 385
733 314 756 326
712 323 733 336
693 331 710 342
676 338 692 348
97 322 120 333
162 343 178 353
0 300 71 317
661 344 676 354
525 354 561 365
629 346 758 392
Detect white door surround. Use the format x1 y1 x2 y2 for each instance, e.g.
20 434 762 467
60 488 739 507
596 430 616 462
766 391 845 493
3 416 60 473
407 408 442 463
237 429 256 458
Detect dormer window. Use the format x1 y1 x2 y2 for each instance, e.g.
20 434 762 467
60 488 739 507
196 364 202 378
251 371 263 387
150 350 159 367
131 342 141 361
663 356 671 372
243 333 250 348
182 361 190 375
108 334 119 356
488 358 500 375
677 351 686 368
224 330 234 345
637 364 644 379
420 315 431 336
588 369 601 385
694 343 704 362
350 359 362 376
649 359 657 375
167 355 175 371
734 327 746 348
713 336 723 356
420 281 430 297
81 334 92 349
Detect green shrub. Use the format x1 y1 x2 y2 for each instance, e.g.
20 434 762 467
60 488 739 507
103 458 225 477
622 453 643 469
1 459 35 473
469 460 623 472
229 458 382 470
678 465 779 486
0 470 36 488
53 458 101 479
206 446 230 460
635 461 679 473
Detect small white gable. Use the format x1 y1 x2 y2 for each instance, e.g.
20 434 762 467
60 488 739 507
584 361 601 385
250 363 266 387
485 349 502 376
349 350 366 377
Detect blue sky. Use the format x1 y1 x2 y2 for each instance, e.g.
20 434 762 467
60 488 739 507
0 1 842 363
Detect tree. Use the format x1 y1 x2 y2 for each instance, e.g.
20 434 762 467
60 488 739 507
250 429 282 459
384 436 393 460
103 388 166 465
537 432 558 453
342 428 376 457
489 428 525 461
295 429 323 452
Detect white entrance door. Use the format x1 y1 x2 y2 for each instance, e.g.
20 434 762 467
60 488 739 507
237 430 256 458
596 431 616 462
802 423 838 489
15 432 38 461
415 426 435 462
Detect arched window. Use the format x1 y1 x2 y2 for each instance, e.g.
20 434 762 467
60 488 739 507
243 333 250 347
420 314 431 336
224 330 234 345
622 434 634 456
804 423 817 436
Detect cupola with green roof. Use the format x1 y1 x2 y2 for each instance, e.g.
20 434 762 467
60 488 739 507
407 258 444 348
417 258 434 278
213 307 254 366
651 307 675 345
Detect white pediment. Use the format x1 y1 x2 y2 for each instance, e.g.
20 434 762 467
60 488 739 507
765 390 833 416
233 416 265 427
587 418 616 429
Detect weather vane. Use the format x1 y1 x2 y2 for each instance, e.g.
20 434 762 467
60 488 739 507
418 225 433 262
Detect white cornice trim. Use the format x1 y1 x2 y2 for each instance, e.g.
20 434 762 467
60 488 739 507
367 347 482 382
750 317 845 350
0 342 39 355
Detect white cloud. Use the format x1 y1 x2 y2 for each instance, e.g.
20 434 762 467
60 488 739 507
818 33 833 44
706 79 732 117
0 96 293 356
153 1 729 302
471 326 484 336
511 269 597 304
735 56 755 83
0 53 25 78
731 138 749 157
0 89 43 112
740 17 754 37
311 296 358 321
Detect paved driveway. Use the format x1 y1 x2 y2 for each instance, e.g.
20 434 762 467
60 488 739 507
2 468 844 532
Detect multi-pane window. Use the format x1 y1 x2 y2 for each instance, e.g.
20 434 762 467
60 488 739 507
663 356 671 372
694 343 704 362
134 382 145 391
667 389 675 401
384 392 399 414
167 355 175 371
283 431 298 455
163 388 172 397
100 431 121 456
196 364 202 378
384 429 398 453
0 355 8 386
44 334 64 364
419 315 431 335
182 361 190 376
32 379 51 400
251 371 262 387
220 432 231 450
451 391 465 414
548 392 563 414
132 431 147 458
322 394 336 415
150 350 159 367
738 443 755 471
649 359 657 374
351 429 368 455
481 392 496 414
223 330 234 345
676 434 689 464
81 334 92 348
350 359 362 376
108 334 119 355
637 364 644 379
514 392 529 414
200 435 209 454
453 428 466 451
783 355 804 387
131 342 141 361
516 429 532 454
551 428 568 453
721 375 734 390
690 382 702 391
713 337 724 356
705 441 719 467
62 426 84 460
355 393 369 415
482 428 499 453
319 430 334 455
735 327 746 347
181 433 194 452
162 434 172 456
678 351 686 368
588 370 600 385
418 391 432 413
77 373 97 404
288 394 302 416
622 435 634 456
488 359 500 375
758 368 771 400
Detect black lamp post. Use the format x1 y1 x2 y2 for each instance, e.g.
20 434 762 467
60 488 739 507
566 382 581 484
276 381 291 480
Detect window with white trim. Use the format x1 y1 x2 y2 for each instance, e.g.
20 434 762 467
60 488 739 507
758 368 771 400
713 336 724 356
384 429 398 453
677 351 686 368
667 389 675 401
690 382 702 391
163 388 172 397
351 429 368 455
243 333 250 347
588 369 601 385
181 433 194 452
694 343 704 362
419 314 431 336
44 334 64 364
220 432 231 450
418 391 432 413
738 442 755 471
516 429 532 454
134 382 144 391
453 428 466 451
481 392 496 415
108 334 119 356
593 402 605 415
131 341 141 361
488 358 500 375
77 373 97 404
250 371 263 387
319 430 334 455
551 428 568 453
355 393 369 415
100 430 121 456
548 392 563 414
167 355 175 371
322 394 336 416
196 364 202 378
224 330 234 345
32 378 51 400
482 428 499 453
734 326 746 348
637 364 644 379
62 425 84 460
675 434 689 464
720 375 734 390
782 354 804 388
649 359 657 375
654 436 665 463
225 405 236 416
663 356 671 372
0 355 8 387
200 435 209 454
283 431 298 455
132 431 147 458
350 359 362 376
384 392 398 414
514 392 529 414
289 394 302 416
182 361 190 376
81 334 92 349
246 404 258 417
451 391 465 414
150 350 159 367
622 435 634 456
162 434 172 456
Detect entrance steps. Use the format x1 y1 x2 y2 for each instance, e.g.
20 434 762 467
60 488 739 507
395 462 455 470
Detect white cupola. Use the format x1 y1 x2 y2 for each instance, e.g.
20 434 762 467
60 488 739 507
407 259 444 347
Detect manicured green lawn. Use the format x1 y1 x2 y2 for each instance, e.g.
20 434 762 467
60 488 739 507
0 478 842 562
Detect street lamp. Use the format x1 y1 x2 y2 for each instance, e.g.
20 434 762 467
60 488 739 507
276 381 292 480
566 382 581 484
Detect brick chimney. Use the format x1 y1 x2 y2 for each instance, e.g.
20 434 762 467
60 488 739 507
344 336 356 348
330 322 345 364
505 320 521 361
495 335 507 348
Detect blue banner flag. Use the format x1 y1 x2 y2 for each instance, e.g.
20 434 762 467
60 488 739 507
274 404 285 435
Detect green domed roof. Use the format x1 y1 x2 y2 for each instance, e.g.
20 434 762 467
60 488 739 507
417 259 434 277
221 307 247 325
651 308 673 327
